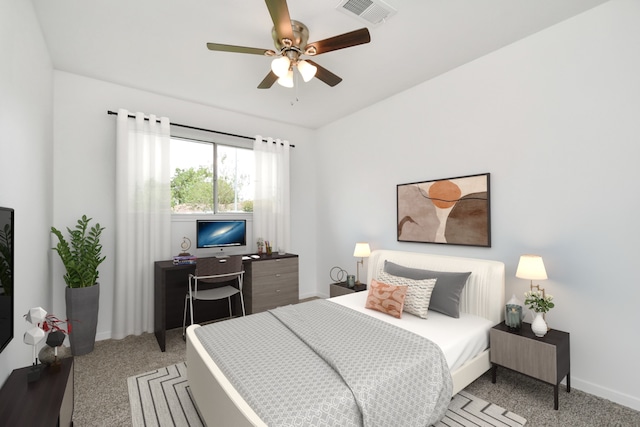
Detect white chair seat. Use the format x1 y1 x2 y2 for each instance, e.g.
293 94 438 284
193 286 241 301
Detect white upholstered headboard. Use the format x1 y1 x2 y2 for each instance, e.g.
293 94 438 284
367 250 505 325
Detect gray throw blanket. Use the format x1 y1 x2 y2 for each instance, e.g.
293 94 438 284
194 300 452 426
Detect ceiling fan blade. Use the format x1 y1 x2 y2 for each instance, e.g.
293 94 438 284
306 60 342 87
258 71 279 89
207 42 275 56
265 0 294 44
305 28 371 55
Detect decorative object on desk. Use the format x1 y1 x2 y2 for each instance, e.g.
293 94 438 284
353 242 371 285
23 307 47 382
178 237 192 256
173 254 197 265
257 237 264 255
265 240 273 255
397 173 491 247
51 215 105 356
505 294 523 331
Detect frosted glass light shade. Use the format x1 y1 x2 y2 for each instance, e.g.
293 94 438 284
23 326 45 345
297 60 317 82
25 306 47 325
277 69 294 88
353 243 371 258
271 56 291 78
516 255 548 280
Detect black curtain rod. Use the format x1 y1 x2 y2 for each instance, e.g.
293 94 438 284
106 110 294 147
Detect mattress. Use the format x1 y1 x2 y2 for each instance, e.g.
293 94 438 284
329 291 494 372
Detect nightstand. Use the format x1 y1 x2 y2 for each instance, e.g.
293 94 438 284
329 282 367 298
490 322 570 410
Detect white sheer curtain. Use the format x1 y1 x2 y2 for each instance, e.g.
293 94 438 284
253 136 291 253
113 109 171 339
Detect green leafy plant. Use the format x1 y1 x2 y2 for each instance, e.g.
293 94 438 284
524 290 555 313
51 215 106 288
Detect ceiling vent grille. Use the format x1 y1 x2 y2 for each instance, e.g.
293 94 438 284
336 0 397 26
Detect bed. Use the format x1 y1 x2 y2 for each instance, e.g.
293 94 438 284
186 250 505 426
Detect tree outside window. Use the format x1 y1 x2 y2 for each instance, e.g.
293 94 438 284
170 138 253 213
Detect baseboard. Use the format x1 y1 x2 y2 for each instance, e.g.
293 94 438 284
571 376 640 412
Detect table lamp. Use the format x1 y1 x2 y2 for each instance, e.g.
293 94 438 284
353 243 371 285
516 254 549 324
516 254 548 296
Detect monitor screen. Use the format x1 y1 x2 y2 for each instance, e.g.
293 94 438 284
196 220 247 249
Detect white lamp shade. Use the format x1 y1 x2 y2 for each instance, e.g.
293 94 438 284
297 60 317 82
277 69 294 88
271 56 291 78
515 255 548 280
23 326 45 345
353 243 371 258
25 306 47 325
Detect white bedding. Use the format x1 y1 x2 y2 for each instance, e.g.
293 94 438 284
329 291 493 372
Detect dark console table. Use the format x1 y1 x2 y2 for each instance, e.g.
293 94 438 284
154 253 298 351
0 358 74 426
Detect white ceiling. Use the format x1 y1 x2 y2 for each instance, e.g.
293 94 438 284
31 0 609 129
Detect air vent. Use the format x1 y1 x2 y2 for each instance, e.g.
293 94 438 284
336 0 397 26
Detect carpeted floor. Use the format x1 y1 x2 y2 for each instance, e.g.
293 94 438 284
72 327 640 427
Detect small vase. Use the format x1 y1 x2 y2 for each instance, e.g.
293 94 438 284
531 312 548 337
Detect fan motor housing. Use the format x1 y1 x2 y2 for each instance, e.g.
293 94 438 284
272 20 309 51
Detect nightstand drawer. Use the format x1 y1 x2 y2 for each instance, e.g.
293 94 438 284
491 328 559 384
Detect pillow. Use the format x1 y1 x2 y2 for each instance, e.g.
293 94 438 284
365 279 408 319
384 260 471 318
376 271 436 319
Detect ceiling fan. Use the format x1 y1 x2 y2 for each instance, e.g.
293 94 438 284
206 0 371 89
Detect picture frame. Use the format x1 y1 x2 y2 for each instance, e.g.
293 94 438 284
397 173 491 247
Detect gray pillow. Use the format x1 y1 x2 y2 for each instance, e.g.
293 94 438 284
383 260 471 318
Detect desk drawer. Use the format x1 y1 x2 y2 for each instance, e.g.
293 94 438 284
246 256 299 313
251 258 298 278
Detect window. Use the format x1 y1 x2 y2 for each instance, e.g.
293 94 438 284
170 138 254 214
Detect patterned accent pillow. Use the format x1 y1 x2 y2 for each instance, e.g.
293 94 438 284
377 271 437 319
365 279 408 319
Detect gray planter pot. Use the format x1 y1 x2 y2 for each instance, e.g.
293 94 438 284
65 283 99 356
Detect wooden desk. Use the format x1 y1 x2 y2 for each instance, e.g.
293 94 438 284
154 253 298 351
0 358 74 426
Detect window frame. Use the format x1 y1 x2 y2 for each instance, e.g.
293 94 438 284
169 125 254 216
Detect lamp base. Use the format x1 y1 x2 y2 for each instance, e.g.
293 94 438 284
27 364 44 382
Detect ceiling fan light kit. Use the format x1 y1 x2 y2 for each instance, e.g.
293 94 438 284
206 0 371 89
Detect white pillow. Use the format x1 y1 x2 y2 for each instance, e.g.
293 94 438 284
376 271 437 319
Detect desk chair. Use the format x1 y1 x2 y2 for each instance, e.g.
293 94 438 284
182 255 245 338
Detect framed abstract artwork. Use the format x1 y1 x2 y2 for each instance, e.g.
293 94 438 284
397 173 491 247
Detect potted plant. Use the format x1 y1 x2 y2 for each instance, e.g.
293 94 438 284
524 290 554 337
257 237 264 255
51 215 105 355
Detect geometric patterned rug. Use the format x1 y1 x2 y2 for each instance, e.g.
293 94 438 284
128 363 526 427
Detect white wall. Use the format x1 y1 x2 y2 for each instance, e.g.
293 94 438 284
315 0 640 410
51 71 318 340
0 0 53 382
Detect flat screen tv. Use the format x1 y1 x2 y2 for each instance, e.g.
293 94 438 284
0 207 14 354
196 219 247 249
